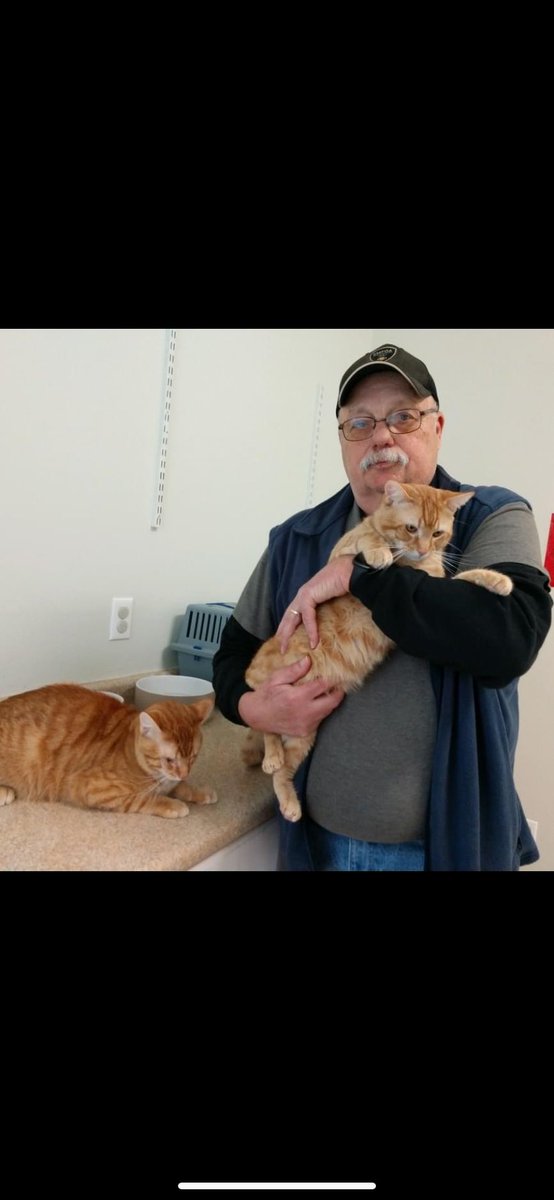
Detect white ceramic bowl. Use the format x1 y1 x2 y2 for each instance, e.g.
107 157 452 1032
100 691 125 702
134 674 215 716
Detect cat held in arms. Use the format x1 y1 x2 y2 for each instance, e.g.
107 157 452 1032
243 481 513 822
0 685 217 817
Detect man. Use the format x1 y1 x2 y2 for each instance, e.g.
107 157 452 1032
213 344 552 870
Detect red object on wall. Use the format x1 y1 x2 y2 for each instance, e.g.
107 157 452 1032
545 515 554 585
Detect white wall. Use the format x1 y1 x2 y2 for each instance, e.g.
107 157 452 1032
1 328 552 867
372 329 554 871
0 328 366 695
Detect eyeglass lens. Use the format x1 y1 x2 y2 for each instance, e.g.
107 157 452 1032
340 408 437 441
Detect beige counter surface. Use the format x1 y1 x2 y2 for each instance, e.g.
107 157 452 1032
0 709 275 872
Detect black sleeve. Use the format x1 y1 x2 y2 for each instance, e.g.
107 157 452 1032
350 559 552 688
212 616 262 725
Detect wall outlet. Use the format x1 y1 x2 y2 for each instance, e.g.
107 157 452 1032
109 597 133 640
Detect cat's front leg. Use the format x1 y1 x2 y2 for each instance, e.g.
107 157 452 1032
455 568 513 595
146 795 191 817
171 780 218 806
329 527 364 559
357 534 393 570
99 790 193 818
0 785 16 805
330 528 393 569
261 732 285 774
66 771 193 817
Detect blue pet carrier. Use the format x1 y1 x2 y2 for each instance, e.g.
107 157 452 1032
170 602 235 681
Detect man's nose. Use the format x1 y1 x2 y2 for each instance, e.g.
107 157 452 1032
369 417 395 445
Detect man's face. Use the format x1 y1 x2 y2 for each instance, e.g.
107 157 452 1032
338 371 445 514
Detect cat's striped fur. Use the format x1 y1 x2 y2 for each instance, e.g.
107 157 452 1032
0 684 216 817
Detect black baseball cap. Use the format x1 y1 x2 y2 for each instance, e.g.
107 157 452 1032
336 344 439 417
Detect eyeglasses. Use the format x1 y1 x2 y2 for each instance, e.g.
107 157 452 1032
338 406 439 442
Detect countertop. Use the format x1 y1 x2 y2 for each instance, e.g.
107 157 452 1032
0 707 275 872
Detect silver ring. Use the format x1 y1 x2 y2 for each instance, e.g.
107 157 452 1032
289 608 300 616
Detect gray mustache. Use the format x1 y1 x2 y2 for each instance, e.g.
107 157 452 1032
360 448 409 471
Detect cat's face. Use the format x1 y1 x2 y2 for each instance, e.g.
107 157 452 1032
137 697 213 784
375 481 473 563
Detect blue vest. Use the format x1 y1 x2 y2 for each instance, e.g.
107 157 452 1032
268 466 539 871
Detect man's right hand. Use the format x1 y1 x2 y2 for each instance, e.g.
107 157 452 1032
276 554 355 652
238 655 345 738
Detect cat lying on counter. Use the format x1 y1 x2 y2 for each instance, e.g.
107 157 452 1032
0 683 217 818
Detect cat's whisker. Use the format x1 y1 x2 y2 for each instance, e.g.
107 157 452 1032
441 553 463 571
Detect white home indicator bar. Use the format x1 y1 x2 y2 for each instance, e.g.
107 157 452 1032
178 1186 376 1192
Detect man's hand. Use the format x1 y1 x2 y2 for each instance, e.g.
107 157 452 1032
238 655 344 738
276 555 355 652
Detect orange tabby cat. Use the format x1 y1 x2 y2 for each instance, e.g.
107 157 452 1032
0 683 217 818
243 481 512 822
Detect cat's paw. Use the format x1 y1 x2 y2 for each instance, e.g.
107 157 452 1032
262 750 285 774
160 799 190 817
279 795 302 822
481 571 513 596
360 542 393 570
0 786 15 806
192 786 218 805
457 568 513 596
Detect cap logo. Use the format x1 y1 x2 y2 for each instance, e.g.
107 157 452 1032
369 346 397 362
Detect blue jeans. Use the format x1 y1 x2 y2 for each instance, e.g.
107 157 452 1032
278 812 425 871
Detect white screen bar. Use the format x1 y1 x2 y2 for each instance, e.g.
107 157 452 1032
178 1186 376 1192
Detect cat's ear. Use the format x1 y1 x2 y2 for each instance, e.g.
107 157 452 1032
190 695 214 725
446 490 474 512
139 712 162 739
384 480 409 505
